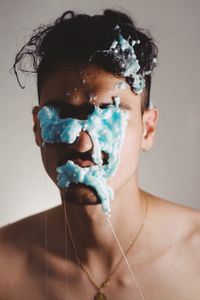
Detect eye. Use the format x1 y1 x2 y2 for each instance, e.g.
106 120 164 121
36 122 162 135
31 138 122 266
60 103 94 120
44 103 74 118
59 106 75 118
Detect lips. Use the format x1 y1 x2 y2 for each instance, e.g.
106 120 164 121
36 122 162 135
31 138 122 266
57 150 108 168
57 155 95 168
72 158 95 167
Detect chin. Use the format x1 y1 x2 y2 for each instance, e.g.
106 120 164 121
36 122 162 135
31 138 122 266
62 183 101 206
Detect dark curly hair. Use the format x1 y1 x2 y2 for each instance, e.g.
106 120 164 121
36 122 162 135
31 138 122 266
13 9 158 113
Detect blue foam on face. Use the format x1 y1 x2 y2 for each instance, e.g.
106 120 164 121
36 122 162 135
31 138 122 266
38 99 128 216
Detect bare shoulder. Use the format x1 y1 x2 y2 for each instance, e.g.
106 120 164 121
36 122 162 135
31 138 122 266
0 220 26 294
0 210 44 249
0 206 64 297
0 211 45 293
0 205 61 247
147 190 200 223
147 191 200 256
0 205 63 268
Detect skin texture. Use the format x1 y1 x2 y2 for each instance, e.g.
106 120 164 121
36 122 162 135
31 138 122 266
0 63 200 300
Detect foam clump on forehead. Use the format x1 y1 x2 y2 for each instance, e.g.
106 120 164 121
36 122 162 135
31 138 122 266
90 25 157 95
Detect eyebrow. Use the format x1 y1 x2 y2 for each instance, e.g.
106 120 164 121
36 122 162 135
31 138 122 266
43 98 132 110
42 99 68 107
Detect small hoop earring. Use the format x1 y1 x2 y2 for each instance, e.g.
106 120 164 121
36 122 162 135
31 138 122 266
142 146 149 153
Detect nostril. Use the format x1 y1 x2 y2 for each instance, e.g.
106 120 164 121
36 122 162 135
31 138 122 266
102 151 109 165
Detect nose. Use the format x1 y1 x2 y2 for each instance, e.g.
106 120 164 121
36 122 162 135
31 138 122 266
69 130 93 153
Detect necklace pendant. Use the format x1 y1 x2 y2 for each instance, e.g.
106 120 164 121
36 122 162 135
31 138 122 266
94 291 107 300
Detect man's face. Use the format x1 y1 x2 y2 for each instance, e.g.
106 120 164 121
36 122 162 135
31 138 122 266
33 63 155 209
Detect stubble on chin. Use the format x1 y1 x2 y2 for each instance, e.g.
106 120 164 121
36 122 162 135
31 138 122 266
62 183 101 206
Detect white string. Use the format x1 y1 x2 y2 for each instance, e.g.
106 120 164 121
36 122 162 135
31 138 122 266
63 201 69 299
43 177 146 300
43 181 68 298
42 145 87 298
44 210 49 299
42 134 146 300
64 205 90 299
106 217 147 300
43 158 49 299
43 182 69 299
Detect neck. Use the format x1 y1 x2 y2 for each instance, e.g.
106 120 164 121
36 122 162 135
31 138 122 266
60 176 148 272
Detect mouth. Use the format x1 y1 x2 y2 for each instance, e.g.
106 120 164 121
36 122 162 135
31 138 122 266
57 151 96 168
57 151 109 168
72 158 95 167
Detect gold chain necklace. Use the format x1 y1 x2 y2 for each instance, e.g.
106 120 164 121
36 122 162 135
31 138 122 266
79 195 149 300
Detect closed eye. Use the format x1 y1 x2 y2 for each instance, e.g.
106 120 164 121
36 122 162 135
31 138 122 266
45 102 94 119
99 102 131 111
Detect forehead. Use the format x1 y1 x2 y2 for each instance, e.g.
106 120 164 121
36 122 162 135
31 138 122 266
39 63 141 108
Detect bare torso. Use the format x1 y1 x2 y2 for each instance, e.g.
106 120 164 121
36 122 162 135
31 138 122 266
0 193 200 300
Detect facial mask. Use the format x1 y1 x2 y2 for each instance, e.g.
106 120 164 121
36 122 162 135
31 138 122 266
38 98 128 216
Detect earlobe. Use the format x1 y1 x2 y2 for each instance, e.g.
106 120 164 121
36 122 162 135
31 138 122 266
32 106 40 146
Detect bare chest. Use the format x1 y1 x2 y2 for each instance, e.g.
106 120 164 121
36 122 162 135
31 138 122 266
2 247 200 300
5 260 200 300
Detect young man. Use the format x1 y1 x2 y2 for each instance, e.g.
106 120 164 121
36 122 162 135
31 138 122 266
0 10 200 300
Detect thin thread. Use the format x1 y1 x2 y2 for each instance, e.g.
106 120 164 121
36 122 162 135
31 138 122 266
64 202 147 300
44 175 68 298
64 206 90 299
32 103 49 299
42 146 49 299
41 128 65 298
106 203 148 300
44 210 49 299
63 201 69 298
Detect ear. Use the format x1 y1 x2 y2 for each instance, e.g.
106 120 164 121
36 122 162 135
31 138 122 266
141 107 159 152
32 106 40 147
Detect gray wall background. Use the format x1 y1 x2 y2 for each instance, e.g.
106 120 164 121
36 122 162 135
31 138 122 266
0 0 199 227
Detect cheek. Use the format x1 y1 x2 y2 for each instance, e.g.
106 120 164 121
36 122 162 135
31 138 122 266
36 120 61 183
40 143 69 185
108 122 142 190
40 146 58 183
123 122 142 159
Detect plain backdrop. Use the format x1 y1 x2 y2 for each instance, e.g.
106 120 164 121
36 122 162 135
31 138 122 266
0 0 200 227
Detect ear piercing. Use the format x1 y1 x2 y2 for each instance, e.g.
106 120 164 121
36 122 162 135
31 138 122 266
142 146 149 152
